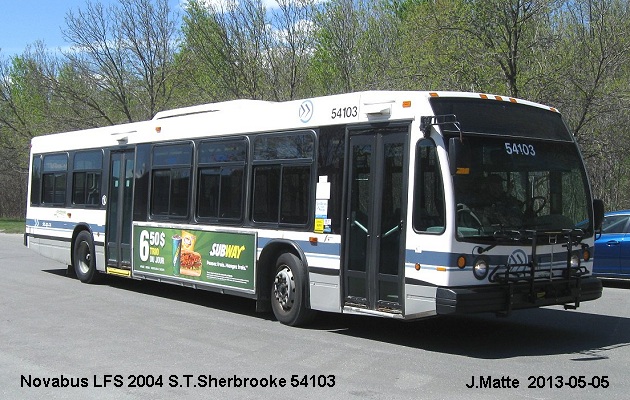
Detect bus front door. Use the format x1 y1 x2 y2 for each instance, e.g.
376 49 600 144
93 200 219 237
344 127 408 313
106 150 135 272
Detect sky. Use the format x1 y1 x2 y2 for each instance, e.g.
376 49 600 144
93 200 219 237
0 0 184 56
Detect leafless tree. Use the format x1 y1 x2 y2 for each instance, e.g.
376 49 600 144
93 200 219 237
62 0 180 123
264 0 317 100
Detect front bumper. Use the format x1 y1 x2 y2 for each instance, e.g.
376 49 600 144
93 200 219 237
435 276 602 315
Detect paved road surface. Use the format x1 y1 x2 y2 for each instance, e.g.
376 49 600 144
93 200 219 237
1 232 629 399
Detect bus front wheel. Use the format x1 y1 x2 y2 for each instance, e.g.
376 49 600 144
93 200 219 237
271 253 315 326
73 231 100 284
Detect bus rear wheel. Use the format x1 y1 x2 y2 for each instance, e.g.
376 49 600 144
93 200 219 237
271 253 315 326
73 231 100 284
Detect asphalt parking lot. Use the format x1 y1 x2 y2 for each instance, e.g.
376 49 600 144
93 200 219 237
2 232 629 400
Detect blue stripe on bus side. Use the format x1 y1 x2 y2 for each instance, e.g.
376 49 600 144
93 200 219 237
404 248 588 269
25 218 106 234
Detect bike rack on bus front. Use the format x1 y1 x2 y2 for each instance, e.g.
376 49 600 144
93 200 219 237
488 229 590 316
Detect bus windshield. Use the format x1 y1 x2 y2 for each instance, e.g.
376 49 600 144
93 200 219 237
452 137 591 241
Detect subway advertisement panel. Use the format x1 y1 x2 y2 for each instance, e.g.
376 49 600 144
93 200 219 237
133 224 256 292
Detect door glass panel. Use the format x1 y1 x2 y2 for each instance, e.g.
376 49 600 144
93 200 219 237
348 276 367 299
348 142 372 274
108 157 121 263
377 139 404 306
379 141 404 276
379 280 399 303
121 158 134 263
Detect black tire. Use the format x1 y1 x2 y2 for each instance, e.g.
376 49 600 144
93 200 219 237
73 231 100 284
270 253 315 326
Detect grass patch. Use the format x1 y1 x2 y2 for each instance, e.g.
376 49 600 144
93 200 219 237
0 219 25 234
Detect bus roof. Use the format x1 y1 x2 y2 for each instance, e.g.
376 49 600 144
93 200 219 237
30 91 559 153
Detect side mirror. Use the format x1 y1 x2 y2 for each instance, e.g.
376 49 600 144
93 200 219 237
448 137 470 175
593 199 604 231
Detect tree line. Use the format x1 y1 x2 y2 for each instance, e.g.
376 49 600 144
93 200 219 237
1 0 629 218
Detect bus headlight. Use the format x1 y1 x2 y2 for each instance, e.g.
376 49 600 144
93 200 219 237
473 258 489 280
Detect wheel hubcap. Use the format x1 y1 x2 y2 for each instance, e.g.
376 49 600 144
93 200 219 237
273 266 295 310
77 242 90 274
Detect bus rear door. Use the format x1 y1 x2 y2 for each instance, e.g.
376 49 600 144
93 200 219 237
106 149 135 274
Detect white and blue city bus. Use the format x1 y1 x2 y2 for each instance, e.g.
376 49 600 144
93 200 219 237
24 91 604 326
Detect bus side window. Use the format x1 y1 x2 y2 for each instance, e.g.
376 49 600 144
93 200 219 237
72 150 103 207
30 155 42 205
41 153 68 206
150 143 192 219
280 165 310 224
196 139 247 222
251 132 314 227
413 139 446 233
252 165 280 223
317 126 345 234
